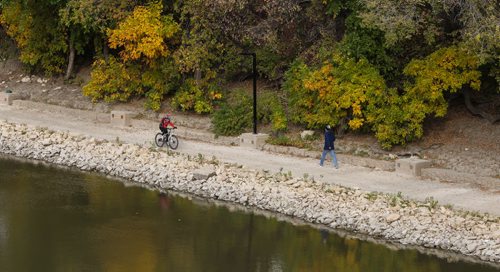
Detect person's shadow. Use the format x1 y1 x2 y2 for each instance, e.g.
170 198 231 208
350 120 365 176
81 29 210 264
320 229 329 245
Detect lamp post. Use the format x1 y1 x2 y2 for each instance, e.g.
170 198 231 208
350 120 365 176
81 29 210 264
241 52 257 134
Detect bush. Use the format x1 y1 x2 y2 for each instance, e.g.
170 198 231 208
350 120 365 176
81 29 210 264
211 88 288 136
171 78 222 114
283 60 313 125
368 46 482 149
266 135 309 149
142 58 180 111
83 56 179 111
211 89 252 136
284 55 387 130
258 92 288 133
83 56 143 103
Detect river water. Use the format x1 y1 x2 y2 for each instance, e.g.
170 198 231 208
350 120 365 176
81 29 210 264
0 157 497 272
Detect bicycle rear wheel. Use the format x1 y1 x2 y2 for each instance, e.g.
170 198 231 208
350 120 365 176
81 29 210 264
155 133 165 147
168 135 179 150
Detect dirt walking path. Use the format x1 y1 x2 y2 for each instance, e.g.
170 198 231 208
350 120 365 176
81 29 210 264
0 101 499 216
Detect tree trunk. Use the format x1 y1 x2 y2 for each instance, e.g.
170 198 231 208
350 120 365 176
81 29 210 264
65 37 75 80
463 87 500 123
103 43 109 62
194 68 202 84
336 117 349 137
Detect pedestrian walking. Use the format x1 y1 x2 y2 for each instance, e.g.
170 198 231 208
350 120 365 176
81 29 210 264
320 125 338 168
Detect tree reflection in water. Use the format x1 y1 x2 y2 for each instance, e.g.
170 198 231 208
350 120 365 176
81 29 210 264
0 157 497 272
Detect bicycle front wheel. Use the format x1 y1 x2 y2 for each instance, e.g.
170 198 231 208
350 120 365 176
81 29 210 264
155 133 165 147
168 135 179 150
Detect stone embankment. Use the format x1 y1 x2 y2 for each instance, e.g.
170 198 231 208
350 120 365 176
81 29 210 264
0 120 499 264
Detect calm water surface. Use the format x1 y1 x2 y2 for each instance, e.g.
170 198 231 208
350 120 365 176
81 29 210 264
0 157 498 272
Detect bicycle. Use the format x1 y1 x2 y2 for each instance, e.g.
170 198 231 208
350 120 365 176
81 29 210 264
155 127 179 149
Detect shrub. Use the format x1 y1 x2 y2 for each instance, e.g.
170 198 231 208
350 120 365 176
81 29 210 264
283 60 313 125
284 55 387 130
266 135 308 149
211 88 288 136
171 78 222 114
83 56 179 111
367 46 482 148
211 89 252 136
83 56 143 103
142 58 180 111
258 92 288 133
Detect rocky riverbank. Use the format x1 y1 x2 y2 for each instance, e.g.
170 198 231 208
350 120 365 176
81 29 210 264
0 120 499 264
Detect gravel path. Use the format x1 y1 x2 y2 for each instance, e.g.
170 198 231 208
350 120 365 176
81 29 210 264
0 101 499 216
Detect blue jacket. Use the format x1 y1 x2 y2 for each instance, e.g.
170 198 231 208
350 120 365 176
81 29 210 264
323 128 335 150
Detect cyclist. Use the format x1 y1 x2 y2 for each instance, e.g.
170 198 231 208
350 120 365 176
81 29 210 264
159 114 176 133
155 114 179 149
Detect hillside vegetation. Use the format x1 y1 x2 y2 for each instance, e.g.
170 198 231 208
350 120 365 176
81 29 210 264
0 0 498 149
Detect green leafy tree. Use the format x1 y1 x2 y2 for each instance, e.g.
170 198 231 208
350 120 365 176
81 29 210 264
339 14 399 81
168 0 236 113
360 0 442 47
180 0 338 81
359 0 499 68
59 0 139 79
283 60 313 125
0 0 67 74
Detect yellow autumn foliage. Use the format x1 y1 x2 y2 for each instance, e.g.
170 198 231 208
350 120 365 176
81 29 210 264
107 2 179 63
285 46 483 149
287 54 386 130
84 2 181 111
404 45 481 118
369 45 482 149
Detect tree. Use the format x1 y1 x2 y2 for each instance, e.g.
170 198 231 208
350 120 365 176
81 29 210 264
108 1 179 63
368 45 483 148
181 0 338 81
84 1 181 110
359 0 499 78
0 0 67 74
59 0 139 79
284 54 387 133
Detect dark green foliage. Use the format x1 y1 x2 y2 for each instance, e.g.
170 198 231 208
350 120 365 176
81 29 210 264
171 78 221 114
258 91 287 133
339 15 398 81
255 46 288 81
211 89 253 136
283 60 312 126
212 88 288 136
1 0 67 74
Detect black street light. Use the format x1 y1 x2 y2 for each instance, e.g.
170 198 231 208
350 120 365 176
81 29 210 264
241 52 257 134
